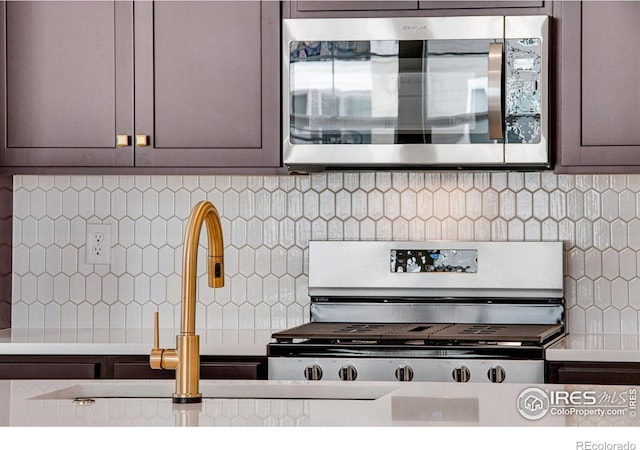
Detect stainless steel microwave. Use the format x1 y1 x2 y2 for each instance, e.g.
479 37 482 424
282 16 549 173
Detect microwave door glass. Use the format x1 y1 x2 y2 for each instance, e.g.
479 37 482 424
419 39 500 145
289 40 397 145
288 39 503 146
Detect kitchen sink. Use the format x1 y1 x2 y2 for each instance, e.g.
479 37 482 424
30 380 397 401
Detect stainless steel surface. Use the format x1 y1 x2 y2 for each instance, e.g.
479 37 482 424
308 241 563 299
487 42 504 140
282 16 549 172
284 16 504 41
504 15 549 164
268 358 545 384
268 240 564 385
310 301 565 325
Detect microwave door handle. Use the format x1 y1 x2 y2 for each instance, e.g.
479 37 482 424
487 42 503 141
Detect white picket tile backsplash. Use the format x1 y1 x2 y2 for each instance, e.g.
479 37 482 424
11 172 640 333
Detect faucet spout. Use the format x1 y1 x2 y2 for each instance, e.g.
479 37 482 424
181 200 225 335
150 200 224 404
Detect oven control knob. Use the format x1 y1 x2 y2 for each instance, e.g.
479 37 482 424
395 365 414 382
304 364 323 381
452 365 471 383
488 366 506 383
339 365 358 381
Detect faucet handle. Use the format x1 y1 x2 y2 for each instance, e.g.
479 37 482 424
150 311 179 370
153 311 160 349
150 311 163 369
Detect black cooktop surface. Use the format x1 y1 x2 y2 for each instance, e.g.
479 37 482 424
271 322 563 344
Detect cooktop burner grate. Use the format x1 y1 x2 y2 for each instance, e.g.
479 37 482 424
459 325 509 334
427 323 562 343
271 322 563 345
271 322 454 341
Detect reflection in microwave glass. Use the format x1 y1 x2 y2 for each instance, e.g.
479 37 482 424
390 249 478 273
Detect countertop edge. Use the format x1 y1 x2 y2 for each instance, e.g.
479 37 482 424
545 333 640 363
0 328 272 356
545 348 640 363
0 342 268 356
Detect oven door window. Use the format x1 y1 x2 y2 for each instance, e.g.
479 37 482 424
289 39 503 146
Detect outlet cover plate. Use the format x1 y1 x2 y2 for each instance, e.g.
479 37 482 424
86 223 111 265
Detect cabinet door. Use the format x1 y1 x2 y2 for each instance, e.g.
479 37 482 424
556 1 640 172
286 1 549 17
0 356 104 379
1 1 134 167
109 356 267 380
419 1 544 9
0 176 10 329
546 361 640 385
295 1 418 11
292 1 547 12
134 1 280 168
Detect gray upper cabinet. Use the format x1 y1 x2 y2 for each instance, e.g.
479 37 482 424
294 1 418 12
0 1 280 171
418 1 545 10
134 1 280 168
555 1 640 173
285 1 550 17
1 1 134 167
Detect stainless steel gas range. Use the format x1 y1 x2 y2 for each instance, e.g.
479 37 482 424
268 241 565 384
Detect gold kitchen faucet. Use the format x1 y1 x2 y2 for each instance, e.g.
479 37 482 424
150 201 224 403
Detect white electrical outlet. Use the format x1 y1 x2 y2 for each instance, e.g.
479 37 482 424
85 223 111 265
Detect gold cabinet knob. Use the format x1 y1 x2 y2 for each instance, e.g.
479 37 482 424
136 134 150 147
116 134 130 147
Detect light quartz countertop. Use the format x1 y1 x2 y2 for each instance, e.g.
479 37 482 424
546 334 640 362
1 378 639 427
0 328 272 356
4 329 640 363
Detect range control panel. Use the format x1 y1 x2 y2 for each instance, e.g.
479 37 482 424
391 249 478 273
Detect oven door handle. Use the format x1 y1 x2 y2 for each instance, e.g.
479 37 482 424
487 42 504 141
